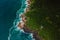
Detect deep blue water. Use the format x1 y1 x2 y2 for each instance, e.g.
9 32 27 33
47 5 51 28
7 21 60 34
0 0 22 40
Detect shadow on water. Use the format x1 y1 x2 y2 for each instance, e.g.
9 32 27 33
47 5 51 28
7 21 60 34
0 0 22 40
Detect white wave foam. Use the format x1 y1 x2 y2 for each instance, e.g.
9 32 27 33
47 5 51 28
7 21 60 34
8 0 35 40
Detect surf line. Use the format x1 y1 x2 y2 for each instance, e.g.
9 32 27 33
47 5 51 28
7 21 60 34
13 0 31 26
8 0 34 40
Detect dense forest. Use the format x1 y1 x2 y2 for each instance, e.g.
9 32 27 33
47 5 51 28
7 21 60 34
26 0 60 40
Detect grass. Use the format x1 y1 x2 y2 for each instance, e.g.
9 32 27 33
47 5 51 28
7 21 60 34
25 0 60 40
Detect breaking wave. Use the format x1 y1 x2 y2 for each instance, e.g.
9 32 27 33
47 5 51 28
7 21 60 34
8 0 35 40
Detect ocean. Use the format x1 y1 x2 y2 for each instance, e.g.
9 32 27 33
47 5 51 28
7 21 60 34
0 0 34 40
0 0 22 40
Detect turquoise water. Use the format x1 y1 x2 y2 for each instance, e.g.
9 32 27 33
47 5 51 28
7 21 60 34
0 0 34 40
8 0 35 40
0 0 22 40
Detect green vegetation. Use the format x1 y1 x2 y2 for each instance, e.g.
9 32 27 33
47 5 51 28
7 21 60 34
26 0 60 40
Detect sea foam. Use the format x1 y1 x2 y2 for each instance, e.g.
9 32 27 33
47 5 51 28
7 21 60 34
8 0 35 40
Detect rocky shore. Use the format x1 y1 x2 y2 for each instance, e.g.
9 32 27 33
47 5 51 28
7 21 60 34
18 0 42 40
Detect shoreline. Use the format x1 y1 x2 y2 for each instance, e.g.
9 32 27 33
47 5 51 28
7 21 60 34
18 0 31 27
18 0 42 40
14 0 31 26
21 0 42 40
8 0 31 40
18 0 31 31
24 0 31 13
